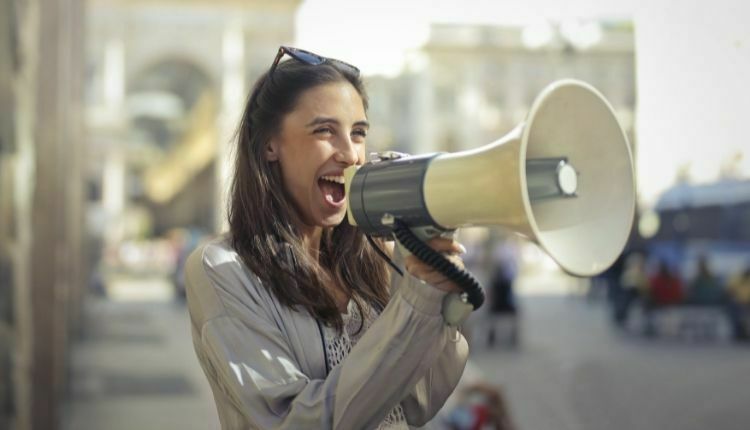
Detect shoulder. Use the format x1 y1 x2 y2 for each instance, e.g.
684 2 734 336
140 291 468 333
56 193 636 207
187 236 252 288
185 235 275 326
193 236 244 271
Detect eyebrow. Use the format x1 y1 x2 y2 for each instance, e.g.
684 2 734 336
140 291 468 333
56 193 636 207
306 116 370 129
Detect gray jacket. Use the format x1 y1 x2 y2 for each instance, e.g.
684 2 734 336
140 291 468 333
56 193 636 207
185 237 469 429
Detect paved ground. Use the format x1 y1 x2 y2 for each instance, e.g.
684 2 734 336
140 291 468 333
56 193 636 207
62 277 750 430
62 296 220 430
468 296 750 430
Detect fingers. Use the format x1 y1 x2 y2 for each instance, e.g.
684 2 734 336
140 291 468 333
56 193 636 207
404 255 442 281
407 253 463 271
401 238 465 273
404 248 466 293
405 257 454 289
424 238 467 255
444 253 465 270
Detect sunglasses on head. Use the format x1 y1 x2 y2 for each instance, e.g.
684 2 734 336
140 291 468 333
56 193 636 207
269 46 360 77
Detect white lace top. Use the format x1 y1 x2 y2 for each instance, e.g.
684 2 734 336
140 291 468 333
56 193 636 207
322 299 409 429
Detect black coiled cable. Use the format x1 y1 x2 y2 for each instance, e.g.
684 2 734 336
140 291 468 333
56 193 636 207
392 219 485 310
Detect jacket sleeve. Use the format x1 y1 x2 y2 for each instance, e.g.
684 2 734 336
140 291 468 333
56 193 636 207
400 322 468 426
388 247 470 426
188 247 468 430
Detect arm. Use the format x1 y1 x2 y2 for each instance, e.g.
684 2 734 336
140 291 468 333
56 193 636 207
388 243 470 426
188 245 466 429
400 319 468 426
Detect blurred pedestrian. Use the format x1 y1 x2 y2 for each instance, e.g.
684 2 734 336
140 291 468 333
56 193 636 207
613 252 648 327
444 383 517 430
726 263 750 341
647 260 684 307
440 362 517 430
483 239 520 347
687 255 723 305
643 260 684 336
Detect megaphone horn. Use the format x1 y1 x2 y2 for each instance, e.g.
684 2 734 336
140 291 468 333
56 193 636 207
345 79 635 300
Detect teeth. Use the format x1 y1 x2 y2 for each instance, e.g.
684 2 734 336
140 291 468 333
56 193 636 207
320 175 345 184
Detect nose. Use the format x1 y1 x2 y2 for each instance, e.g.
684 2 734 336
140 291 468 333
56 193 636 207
333 136 359 166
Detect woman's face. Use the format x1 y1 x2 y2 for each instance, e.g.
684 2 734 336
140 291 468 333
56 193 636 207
267 81 368 230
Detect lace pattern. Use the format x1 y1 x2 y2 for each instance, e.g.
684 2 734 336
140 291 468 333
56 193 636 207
322 299 409 430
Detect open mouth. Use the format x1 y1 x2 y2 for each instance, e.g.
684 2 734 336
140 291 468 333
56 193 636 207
318 175 346 206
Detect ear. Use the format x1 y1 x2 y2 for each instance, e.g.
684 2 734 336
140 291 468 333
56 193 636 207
265 139 280 162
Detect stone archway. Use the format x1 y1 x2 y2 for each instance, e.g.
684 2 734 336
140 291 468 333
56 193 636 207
127 58 213 150
126 58 219 233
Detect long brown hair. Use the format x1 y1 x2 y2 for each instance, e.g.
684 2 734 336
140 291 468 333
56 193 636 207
228 58 390 331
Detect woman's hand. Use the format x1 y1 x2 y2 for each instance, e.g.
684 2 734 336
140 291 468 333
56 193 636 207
404 237 466 293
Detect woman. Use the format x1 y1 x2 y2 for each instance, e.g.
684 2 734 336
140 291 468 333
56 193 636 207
185 47 470 429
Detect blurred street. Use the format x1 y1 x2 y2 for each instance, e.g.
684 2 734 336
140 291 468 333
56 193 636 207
61 279 219 430
470 296 750 430
61 273 750 430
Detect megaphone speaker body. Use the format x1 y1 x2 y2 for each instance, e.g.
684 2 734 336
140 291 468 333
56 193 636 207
346 79 635 277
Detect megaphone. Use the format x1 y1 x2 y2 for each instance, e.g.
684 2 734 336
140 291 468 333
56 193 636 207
345 79 635 307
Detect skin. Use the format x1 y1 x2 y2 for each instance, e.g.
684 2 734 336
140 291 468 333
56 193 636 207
266 81 463 299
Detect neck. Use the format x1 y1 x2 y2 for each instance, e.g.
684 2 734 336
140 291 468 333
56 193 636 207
299 224 323 263
299 223 348 311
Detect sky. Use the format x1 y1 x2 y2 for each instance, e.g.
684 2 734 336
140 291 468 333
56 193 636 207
296 0 750 206
296 0 634 76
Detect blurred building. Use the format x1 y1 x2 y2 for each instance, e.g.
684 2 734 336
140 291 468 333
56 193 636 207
86 0 300 245
368 21 635 156
2 1 300 429
1 1 86 429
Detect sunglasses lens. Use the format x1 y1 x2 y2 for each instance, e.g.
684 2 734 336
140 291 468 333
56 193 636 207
272 47 359 77
330 60 360 76
290 49 326 65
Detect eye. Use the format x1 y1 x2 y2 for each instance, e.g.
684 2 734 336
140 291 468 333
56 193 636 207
352 128 368 140
314 127 334 135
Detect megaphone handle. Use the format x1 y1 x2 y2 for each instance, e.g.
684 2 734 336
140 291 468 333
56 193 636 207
392 220 485 310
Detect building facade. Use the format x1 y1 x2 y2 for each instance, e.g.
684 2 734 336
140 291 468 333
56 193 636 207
368 22 636 157
1 1 300 429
